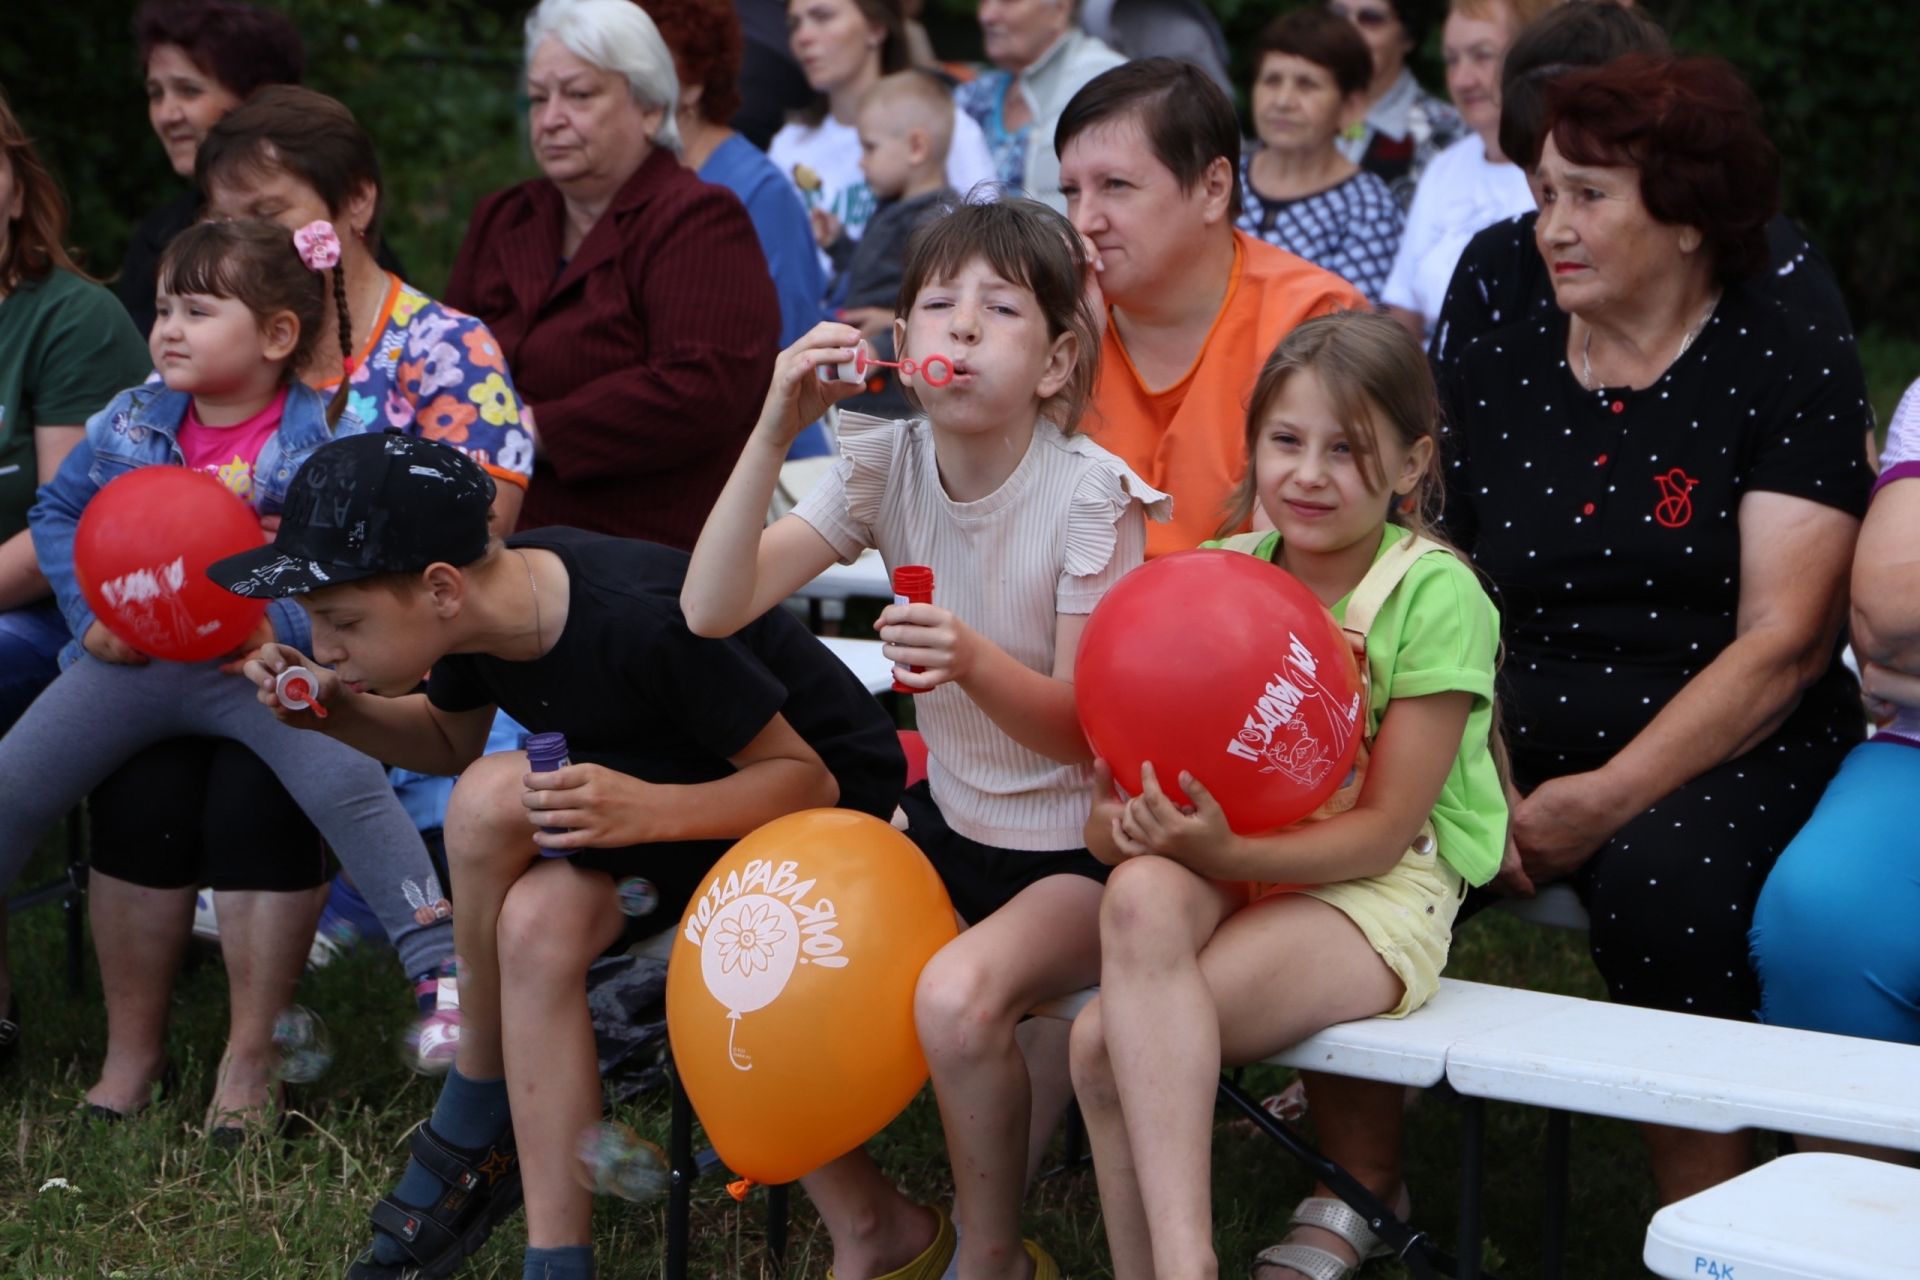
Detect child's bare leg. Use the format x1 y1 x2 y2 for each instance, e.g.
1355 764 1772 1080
1017 1017 1074 1186
496 858 624 1248
85 873 194 1113
802 1150 943 1278
1073 857 1240 1280
1116 885 1402 1280
442 750 541 1078
915 874 1103 1279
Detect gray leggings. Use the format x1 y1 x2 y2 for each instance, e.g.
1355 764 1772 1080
0 655 453 977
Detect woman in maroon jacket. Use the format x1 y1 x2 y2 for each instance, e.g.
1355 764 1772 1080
447 0 780 548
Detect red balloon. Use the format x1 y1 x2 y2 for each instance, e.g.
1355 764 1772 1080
1076 549 1364 834
74 467 268 662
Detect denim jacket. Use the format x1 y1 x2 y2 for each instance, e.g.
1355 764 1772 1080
30 381 348 668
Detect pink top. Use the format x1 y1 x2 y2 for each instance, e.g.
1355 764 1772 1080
177 387 286 503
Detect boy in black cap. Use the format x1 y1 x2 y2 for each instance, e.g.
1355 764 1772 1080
218 432 903 1280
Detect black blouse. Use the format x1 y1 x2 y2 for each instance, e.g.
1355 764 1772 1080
1439 284 1873 759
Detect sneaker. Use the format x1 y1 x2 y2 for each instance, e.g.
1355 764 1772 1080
404 964 460 1076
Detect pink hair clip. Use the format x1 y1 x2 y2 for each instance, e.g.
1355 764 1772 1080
293 221 342 272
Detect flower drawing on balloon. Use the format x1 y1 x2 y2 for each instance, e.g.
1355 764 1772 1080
714 901 789 976
686 859 850 1072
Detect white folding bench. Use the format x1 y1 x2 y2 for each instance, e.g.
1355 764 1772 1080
816 635 893 695
791 549 894 630
1445 999 1920 1278
1644 1152 1920 1280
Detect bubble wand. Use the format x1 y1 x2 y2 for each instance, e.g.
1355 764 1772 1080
818 341 954 388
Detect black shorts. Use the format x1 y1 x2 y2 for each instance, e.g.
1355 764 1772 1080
898 780 1109 925
570 839 730 951
89 738 331 893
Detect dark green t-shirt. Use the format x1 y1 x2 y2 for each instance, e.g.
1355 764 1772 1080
0 268 152 536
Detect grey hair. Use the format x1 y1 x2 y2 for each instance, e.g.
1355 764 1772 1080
524 0 683 154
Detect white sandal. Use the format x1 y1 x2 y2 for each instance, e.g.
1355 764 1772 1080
1252 1196 1395 1280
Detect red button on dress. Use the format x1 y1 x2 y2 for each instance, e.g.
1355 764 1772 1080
1582 502 1596 516
1595 453 1608 465
1611 400 1625 414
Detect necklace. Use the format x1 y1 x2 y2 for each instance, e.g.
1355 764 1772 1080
1579 292 1721 391
516 549 543 656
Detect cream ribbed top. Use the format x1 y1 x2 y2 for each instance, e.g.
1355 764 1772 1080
793 413 1172 850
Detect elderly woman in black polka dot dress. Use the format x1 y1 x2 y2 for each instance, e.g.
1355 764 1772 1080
1440 53 1873 1205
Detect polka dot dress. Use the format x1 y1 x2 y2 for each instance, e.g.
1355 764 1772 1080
1442 282 1873 1020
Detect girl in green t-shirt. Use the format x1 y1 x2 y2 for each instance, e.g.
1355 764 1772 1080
1071 311 1507 1280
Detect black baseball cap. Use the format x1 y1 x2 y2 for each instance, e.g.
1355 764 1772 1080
208 432 496 599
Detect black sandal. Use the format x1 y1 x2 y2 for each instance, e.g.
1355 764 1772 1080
347 1121 522 1279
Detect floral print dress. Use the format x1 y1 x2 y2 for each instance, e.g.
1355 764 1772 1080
320 275 535 490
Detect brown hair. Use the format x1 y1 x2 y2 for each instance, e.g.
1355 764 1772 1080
157 219 346 424
1254 8 1374 100
1544 53 1777 283
788 0 910 128
196 85 387 253
1218 311 1445 541
1055 58 1243 213
1497 0 1668 169
641 0 744 124
0 89 88 289
894 198 1101 433
134 0 304 98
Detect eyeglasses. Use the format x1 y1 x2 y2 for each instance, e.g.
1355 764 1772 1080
1329 2 1397 29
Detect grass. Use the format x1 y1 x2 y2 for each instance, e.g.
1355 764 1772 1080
0 826 1686 1279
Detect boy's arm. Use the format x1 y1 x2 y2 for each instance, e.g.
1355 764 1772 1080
241 643 497 775
522 711 840 852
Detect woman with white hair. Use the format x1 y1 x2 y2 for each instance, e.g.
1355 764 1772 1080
444 0 780 550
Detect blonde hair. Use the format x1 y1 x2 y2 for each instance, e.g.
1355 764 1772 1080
1450 0 1557 31
1218 311 1447 541
858 69 955 166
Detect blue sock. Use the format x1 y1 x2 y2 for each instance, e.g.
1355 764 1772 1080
370 1069 510 1264
523 1245 594 1280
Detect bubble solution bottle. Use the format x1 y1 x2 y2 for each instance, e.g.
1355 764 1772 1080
525 731 572 853
890 565 934 695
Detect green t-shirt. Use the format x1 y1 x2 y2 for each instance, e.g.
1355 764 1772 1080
0 268 153 536
1200 524 1507 886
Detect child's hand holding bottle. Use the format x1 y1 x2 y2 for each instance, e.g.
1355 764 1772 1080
876 598 978 692
754 321 867 451
243 642 343 729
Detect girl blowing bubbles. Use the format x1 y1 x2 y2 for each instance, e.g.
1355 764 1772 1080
684 198 1168 1280
1069 312 1507 1280
3 219 454 1129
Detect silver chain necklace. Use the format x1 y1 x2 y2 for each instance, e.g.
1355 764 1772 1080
1579 293 1721 392
516 548 543 655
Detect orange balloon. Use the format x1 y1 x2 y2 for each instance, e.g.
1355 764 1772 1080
666 809 958 1185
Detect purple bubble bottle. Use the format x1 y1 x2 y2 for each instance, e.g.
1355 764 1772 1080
525 731 572 853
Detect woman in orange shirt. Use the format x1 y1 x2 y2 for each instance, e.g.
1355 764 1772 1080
1057 58 1368 558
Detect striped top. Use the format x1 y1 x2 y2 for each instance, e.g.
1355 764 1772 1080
793 412 1171 849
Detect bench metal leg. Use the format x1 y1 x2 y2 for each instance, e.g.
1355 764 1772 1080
1458 1095 1485 1280
1541 1109 1569 1280
667 1063 695 1280
1218 1075 1480 1280
765 1182 790 1276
